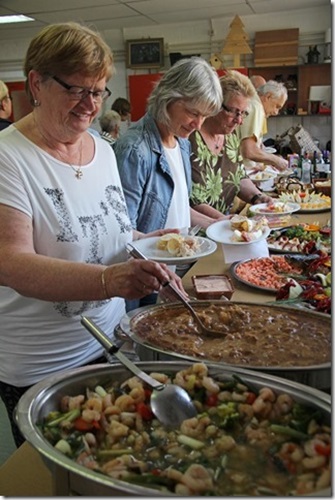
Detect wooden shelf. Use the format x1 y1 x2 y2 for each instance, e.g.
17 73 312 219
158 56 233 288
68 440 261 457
248 64 331 117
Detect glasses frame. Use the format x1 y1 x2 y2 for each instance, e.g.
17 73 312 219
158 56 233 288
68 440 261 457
52 76 111 102
222 103 249 119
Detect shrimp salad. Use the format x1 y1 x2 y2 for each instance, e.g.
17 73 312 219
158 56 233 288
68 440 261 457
39 363 331 496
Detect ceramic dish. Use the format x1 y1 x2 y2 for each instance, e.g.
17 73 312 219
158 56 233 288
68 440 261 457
206 219 270 245
264 146 277 153
230 255 304 293
250 202 301 216
129 236 217 265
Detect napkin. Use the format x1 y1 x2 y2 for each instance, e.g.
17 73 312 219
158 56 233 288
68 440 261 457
221 238 269 264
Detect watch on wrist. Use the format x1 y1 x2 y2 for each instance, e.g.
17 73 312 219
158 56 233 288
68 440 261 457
250 194 261 204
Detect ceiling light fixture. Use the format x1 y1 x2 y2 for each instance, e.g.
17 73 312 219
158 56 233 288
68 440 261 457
0 14 35 24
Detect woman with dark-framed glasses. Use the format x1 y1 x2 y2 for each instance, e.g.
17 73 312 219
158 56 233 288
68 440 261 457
190 70 272 221
0 21 185 448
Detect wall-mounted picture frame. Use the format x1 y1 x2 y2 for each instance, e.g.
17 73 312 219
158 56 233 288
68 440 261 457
126 38 164 69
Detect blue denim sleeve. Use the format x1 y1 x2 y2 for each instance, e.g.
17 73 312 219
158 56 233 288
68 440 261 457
114 140 147 229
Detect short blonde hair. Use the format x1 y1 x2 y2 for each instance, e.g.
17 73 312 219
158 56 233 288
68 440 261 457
0 80 9 101
220 70 256 105
24 22 114 104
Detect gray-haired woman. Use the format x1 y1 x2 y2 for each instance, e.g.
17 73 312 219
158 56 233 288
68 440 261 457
114 57 223 236
113 56 223 311
99 109 121 145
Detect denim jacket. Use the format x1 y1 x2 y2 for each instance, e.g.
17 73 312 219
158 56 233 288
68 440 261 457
113 113 192 233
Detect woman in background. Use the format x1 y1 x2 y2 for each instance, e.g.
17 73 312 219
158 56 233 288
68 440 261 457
190 70 272 219
99 109 121 145
111 97 131 135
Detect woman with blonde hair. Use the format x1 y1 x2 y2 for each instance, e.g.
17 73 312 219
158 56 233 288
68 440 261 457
190 70 272 219
0 21 184 447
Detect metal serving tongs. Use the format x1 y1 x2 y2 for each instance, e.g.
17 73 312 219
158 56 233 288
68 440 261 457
126 242 227 338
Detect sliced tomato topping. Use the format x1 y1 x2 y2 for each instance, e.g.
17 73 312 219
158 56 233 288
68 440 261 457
315 443 331 456
206 394 218 407
136 402 154 420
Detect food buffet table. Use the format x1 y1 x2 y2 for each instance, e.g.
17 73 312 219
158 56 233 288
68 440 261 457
0 207 330 496
183 208 330 299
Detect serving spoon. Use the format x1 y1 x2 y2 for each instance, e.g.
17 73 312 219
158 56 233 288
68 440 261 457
81 316 197 428
126 243 227 338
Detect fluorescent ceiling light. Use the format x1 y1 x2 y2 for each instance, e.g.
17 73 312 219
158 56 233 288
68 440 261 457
0 14 35 24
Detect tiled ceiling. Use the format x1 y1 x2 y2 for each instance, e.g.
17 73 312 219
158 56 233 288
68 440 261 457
0 0 330 42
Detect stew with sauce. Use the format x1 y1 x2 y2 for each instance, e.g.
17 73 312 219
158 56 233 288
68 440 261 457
130 303 330 367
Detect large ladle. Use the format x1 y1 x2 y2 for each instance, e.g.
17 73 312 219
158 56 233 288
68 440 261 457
81 316 197 428
126 243 227 337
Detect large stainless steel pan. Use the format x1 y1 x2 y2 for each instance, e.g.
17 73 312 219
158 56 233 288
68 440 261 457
118 300 331 390
15 361 331 496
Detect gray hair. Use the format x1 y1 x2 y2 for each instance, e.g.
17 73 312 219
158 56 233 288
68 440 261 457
221 70 256 105
147 57 222 126
257 80 288 100
99 110 121 133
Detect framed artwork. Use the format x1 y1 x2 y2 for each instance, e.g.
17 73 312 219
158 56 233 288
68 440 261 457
126 38 164 69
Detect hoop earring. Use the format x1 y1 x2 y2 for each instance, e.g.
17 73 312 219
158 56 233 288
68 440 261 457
33 99 40 107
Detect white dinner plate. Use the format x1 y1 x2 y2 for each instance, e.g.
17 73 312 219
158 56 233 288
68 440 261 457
264 146 277 154
129 236 217 265
206 220 271 245
249 171 277 182
250 202 301 216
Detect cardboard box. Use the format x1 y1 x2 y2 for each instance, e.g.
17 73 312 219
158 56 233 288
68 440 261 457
254 28 299 67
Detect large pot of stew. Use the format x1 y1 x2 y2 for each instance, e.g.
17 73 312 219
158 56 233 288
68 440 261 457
118 300 331 390
15 361 331 496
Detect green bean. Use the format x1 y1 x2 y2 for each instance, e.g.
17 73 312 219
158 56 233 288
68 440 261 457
270 424 308 440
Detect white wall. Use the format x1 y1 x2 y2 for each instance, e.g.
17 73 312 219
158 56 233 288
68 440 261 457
0 4 331 141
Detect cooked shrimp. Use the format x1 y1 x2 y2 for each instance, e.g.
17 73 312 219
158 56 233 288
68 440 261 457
129 386 145 403
133 432 150 452
302 455 326 469
279 442 304 463
274 393 294 414
180 416 210 438
114 394 136 411
60 394 85 412
149 372 171 384
304 438 329 457
238 403 254 420
163 467 183 482
180 464 214 493
252 387 275 417
107 420 129 439
316 467 331 490
76 450 99 470
202 376 220 394
121 376 143 390
102 454 147 478
214 435 236 452
82 397 103 422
